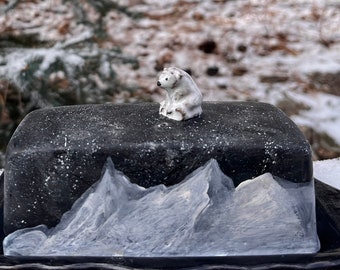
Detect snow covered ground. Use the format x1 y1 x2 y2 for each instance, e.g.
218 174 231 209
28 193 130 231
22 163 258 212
314 158 340 190
0 0 340 161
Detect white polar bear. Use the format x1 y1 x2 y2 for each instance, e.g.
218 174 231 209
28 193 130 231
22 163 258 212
157 67 203 121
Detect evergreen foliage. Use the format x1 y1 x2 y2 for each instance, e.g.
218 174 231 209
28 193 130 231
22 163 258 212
0 0 141 167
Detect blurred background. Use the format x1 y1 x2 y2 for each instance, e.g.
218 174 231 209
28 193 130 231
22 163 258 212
0 0 339 168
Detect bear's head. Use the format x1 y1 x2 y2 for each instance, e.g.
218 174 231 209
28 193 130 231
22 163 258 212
157 67 182 89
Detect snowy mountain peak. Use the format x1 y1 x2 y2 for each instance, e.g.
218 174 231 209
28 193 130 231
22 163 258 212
4 158 319 256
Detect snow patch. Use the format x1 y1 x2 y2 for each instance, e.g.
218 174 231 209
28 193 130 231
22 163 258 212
0 48 84 88
297 51 340 75
290 92 340 145
314 158 340 190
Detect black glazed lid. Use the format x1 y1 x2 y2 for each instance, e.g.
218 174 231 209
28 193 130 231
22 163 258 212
4 102 312 233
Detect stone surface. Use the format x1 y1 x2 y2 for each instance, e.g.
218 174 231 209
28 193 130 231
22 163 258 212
4 102 312 234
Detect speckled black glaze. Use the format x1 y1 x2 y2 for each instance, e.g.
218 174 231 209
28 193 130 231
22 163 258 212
4 102 312 234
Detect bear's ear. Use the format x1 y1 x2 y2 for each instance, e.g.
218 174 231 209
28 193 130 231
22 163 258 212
172 69 183 81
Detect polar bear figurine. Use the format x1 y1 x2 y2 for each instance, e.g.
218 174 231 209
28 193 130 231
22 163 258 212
157 67 203 121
